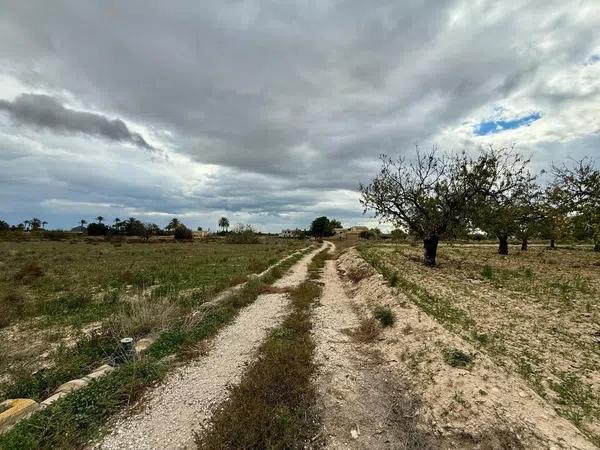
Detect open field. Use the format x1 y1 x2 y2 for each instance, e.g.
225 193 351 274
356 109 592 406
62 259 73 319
358 242 600 444
0 238 305 393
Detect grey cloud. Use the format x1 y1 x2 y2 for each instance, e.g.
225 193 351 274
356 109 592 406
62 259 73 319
0 94 157 152
0 1 599 231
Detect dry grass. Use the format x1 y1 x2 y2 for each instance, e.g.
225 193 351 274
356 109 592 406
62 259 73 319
14 261 44 284
350 317 382 343
105 295 184 339
346 265 373 283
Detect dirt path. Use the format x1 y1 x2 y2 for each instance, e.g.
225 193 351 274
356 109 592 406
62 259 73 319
313 244 438 449
94 243 326 450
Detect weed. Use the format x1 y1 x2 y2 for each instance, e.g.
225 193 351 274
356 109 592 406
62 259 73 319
351 317 381 343
481 264 494 279
373 306 395 327
389 271 399 287
346 265 373 283
453 390 466 405
442 348 474 369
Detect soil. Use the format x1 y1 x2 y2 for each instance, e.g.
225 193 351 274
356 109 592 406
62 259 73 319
313 250 440 449
335 247 597 450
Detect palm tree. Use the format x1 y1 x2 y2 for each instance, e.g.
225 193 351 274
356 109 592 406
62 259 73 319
166 217 181 232
42 221 48 229
218 217 229 233
80 219 87 228
24 220 31 231
96 216 104 223
30 218 42 230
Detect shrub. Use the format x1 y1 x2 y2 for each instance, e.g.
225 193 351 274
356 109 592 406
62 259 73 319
481 264 494 279
42 230 68 241
225 225 259 244
87 223 109 236
442 348 474 368
390 228 407 240
373 306 395 327
174 225 193 240
389 271 399 287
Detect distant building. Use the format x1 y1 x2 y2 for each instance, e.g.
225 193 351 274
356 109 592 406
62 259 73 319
280 228 302 238
333 226 369 239
193 230 209 238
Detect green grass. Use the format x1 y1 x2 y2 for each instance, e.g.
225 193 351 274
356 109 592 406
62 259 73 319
0 248 314 449
0 239 305 390
0 239 304 329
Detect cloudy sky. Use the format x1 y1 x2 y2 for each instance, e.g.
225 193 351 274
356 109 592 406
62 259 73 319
1 1 599 232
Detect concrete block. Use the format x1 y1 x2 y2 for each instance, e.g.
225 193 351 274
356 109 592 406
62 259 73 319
83 364 115 381
40 392 68 408
0 399 39 433
135 337 155 354
54 378 88 394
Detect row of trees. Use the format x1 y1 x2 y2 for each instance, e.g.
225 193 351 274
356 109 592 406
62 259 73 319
0 217 48 232
360 146 600 266
1 215 246 241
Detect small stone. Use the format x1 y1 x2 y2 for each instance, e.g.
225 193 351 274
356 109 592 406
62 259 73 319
518 391 527 398
350 429 359 439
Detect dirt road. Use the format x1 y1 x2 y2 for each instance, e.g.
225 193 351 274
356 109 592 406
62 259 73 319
94 243 327 450
95 241 597 450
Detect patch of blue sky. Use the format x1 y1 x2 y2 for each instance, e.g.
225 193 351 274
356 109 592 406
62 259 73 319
584 54 600 65
474 112 541 136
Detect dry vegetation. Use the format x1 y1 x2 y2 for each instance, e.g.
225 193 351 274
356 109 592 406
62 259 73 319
359 242 600 445
0 238 304 392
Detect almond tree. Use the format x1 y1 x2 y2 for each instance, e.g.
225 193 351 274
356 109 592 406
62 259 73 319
468 147 535 255
360 147 475 266
551 158 600 250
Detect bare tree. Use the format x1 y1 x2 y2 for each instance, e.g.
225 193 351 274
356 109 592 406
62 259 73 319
360 147 475 266
551 157 600 250
468 147 535 255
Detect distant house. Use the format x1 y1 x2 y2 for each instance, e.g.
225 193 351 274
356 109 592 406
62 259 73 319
193 230 209 238
333 226 369 239
280 229 302 238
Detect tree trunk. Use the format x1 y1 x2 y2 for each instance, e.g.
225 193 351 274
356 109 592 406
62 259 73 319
521 238 528 251
549 239 556 249
423 235 439 267
498 234 509 255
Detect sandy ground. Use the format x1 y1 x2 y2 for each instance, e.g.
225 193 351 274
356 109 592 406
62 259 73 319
313 249 439 449
94 243 326 450
335 248 597 450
